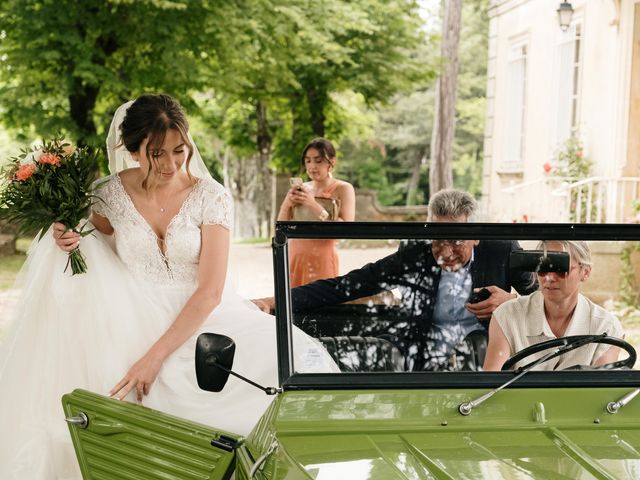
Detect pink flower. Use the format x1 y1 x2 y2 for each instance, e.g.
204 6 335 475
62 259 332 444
625 213 640 224
39 152 61 166
575 150 583 158
543 162 553 173
15 163 36 181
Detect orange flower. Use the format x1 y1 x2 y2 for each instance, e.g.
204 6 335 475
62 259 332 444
543 162 553 173
15 163 36 181
39 152 61 166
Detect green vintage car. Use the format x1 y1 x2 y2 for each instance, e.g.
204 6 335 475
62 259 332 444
63 222 640 479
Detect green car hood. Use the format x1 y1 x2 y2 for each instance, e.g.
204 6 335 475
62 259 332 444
251 388 640 479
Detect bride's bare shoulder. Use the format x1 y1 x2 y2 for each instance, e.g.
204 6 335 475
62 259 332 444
117 168 142 189
117 168 140 180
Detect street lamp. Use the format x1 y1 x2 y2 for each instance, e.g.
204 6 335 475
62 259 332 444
557 2 574 32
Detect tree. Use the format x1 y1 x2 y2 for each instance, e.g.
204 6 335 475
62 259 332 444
451 0 489 196
341 0 489 206
0 0 436 238
283 0 428 164
429 0 462 195
202 0 432 234
0 1 217 146
368 87 433 206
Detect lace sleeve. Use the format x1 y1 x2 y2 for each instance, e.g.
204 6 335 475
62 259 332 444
199 178 234 229
90 175 116 219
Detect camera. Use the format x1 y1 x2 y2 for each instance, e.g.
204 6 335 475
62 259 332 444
468 288 491 304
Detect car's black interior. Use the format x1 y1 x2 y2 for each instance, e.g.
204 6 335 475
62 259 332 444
317 335 405 372
286 234 635 374
295 304 488 372
291 247 570 373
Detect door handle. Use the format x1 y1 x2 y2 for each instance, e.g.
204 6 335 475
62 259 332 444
65 412 89 429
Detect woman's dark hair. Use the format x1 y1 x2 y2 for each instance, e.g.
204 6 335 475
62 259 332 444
300 137 337 166
120 94 193 188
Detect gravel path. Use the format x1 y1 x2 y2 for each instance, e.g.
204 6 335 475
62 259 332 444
0 289 19 334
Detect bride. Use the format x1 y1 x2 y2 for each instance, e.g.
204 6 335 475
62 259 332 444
0 94 336 479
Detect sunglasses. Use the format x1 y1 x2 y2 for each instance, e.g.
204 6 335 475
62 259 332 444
432 239 467 249
537 264 581 278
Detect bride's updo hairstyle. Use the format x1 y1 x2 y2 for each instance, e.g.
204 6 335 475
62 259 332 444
120 94 194 188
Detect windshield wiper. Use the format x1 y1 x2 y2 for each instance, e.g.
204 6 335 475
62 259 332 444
607 388 640 414
458 334 607 416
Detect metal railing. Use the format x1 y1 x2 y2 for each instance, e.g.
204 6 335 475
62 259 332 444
499 176 640 223
552 177 640 223
500 177 573 223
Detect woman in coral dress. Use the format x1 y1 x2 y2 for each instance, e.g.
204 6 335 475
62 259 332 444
277 138 355 287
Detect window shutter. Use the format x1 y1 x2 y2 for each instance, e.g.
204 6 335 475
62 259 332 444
502 44 527 170
556 25 578 146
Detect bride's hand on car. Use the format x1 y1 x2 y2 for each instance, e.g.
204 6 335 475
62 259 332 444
109 352 164 401
251 296 275 314
52 222 80 252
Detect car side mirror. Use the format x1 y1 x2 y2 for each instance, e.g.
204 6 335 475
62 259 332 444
195 333 236 392
510 250 570 273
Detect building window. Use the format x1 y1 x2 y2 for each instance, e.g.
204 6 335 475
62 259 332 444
556 24 582 145
502 43 527 171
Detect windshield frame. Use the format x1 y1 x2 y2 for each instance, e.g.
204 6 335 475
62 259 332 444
273 221 640 390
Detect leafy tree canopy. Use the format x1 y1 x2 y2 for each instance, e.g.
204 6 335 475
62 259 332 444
0 0 221 145
200 0 433 172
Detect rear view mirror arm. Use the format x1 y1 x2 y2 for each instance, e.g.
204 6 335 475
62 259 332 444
206 356 281 395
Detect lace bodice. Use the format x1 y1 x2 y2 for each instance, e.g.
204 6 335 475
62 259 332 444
92 174 233 285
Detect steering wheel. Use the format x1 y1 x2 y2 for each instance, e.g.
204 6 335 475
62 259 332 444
501 334 636 371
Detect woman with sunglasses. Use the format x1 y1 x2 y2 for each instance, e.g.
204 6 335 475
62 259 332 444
483 240 623 371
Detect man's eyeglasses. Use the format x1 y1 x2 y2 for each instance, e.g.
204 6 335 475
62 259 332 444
537 264 581 278
432 239 467 249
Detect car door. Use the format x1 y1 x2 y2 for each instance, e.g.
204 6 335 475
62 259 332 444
62 389 240 480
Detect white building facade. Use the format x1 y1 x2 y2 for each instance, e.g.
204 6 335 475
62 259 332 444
482 0 640 222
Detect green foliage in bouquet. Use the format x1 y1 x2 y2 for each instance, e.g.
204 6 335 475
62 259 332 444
0 138 105 274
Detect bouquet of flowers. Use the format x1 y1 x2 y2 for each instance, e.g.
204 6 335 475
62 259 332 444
0 138 105 274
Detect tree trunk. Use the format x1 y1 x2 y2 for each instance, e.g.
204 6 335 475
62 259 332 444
289 91 309 164
226 151 260 239
429 0 462 195
256 101 274 237
0 222 18 256
306 85 327 137
69 82 99 146
68 28 118 146
406 147 427 206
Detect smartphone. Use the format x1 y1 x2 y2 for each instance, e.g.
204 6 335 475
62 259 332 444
289 177 303 190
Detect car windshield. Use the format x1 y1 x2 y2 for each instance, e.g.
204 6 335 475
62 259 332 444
273 222 640 386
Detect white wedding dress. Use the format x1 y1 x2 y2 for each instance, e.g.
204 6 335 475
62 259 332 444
0 172 336 479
